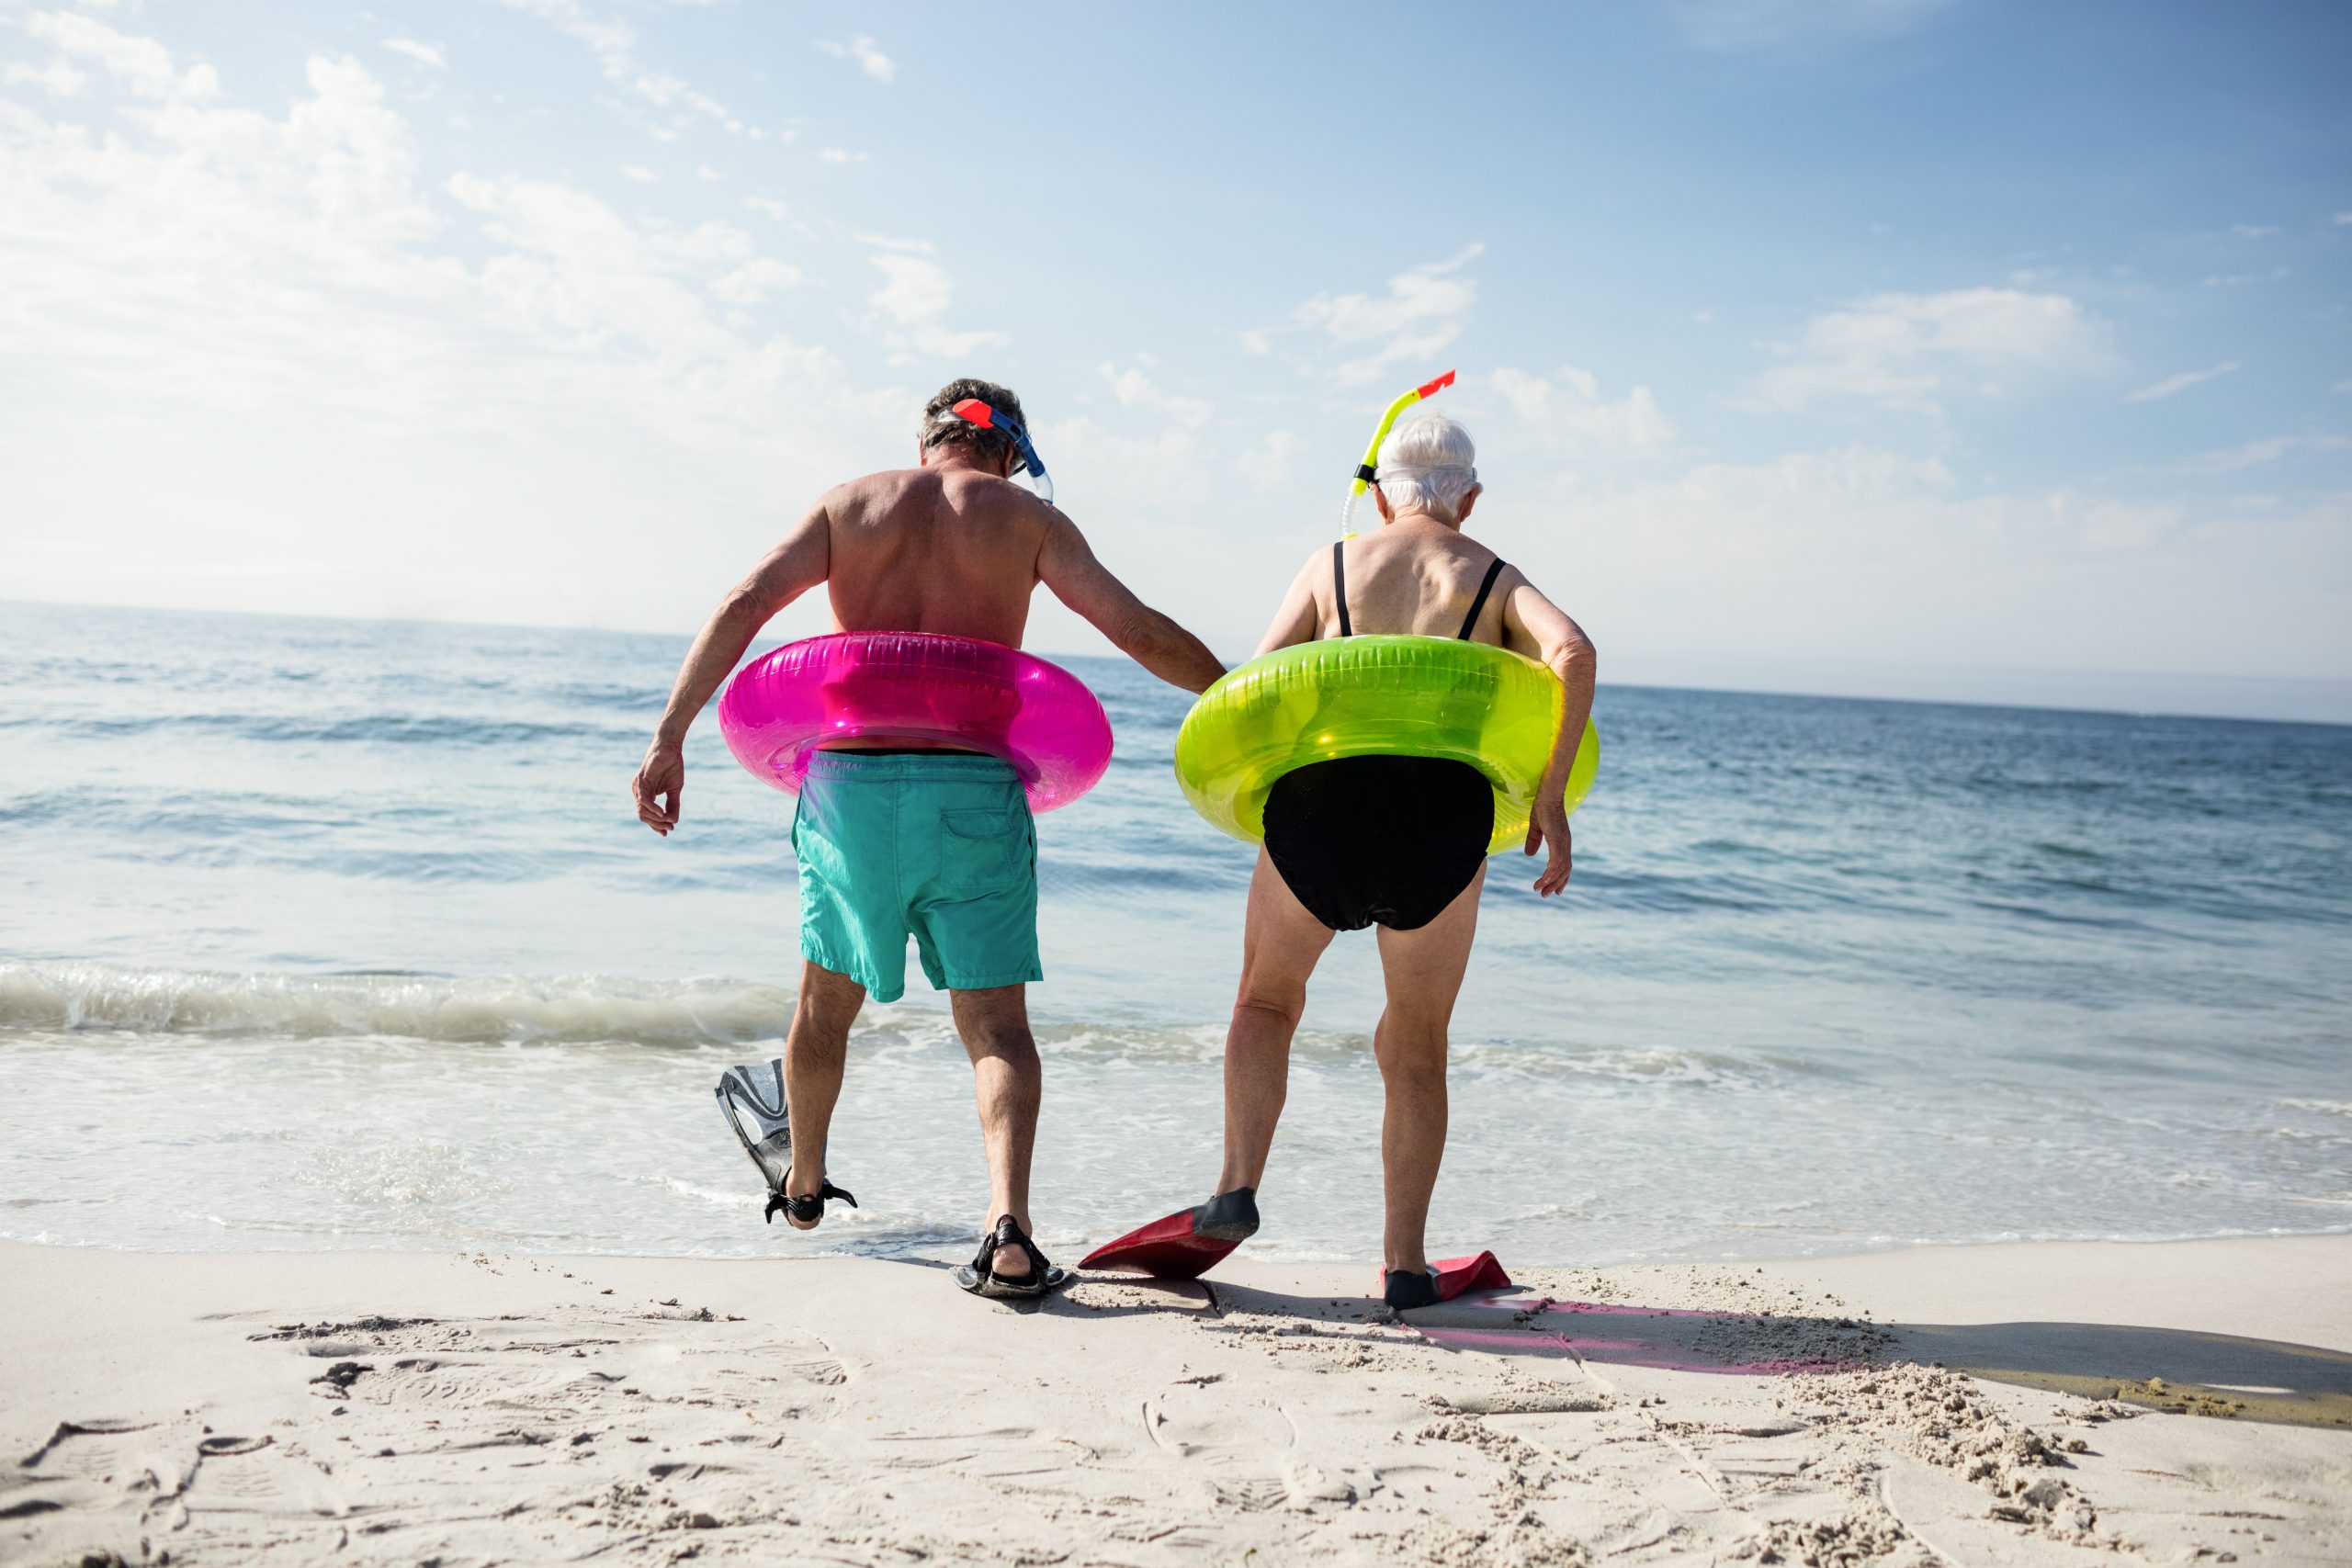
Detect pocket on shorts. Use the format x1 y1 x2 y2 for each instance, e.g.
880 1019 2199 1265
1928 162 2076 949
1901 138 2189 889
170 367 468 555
938 806 1025 897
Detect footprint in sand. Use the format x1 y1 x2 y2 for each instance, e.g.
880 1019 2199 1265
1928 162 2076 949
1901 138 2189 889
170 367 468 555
1144 1381 1362 1512
272 1312 845 1431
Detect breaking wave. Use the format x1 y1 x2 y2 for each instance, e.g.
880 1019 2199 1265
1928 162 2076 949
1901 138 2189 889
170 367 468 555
0 963 797 1046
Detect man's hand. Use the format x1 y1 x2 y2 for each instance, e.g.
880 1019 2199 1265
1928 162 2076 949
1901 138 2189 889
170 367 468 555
1523 796 1573 896
633 741 684 836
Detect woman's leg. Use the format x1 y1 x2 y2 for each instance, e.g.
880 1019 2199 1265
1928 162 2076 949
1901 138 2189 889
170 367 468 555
1216 849 1335 1195
1372 863 1485 1274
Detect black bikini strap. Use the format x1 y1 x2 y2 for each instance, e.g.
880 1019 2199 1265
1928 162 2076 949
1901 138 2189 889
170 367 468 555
1458 558 1507 639
1332 539 1352 637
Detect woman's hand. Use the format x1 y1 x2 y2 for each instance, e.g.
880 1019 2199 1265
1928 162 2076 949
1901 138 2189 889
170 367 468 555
633 740 684 835
1523 795 1573 896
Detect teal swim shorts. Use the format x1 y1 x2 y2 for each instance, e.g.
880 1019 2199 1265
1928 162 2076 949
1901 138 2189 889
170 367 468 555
792 750 1042 1002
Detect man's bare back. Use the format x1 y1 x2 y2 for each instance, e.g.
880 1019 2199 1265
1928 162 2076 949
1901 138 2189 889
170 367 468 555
819 467 1067 649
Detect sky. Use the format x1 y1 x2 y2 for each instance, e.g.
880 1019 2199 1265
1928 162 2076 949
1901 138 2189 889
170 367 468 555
2 0 2347 720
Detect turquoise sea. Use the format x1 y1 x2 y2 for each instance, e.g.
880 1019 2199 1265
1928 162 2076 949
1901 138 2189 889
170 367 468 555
2 601 2346 1267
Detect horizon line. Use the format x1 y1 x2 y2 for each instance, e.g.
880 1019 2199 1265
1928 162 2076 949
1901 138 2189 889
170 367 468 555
4 594 2346 732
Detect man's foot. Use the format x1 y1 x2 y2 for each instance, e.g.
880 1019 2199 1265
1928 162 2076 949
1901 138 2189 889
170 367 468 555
773 1176 857 1230
956 1214 1071 1299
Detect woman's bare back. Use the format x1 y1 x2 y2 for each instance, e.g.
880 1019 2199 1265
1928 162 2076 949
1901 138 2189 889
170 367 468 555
1316 520 1519 646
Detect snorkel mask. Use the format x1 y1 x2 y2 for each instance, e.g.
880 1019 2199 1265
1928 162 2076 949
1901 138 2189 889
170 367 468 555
1340 368 1455 536
950 397 1054 505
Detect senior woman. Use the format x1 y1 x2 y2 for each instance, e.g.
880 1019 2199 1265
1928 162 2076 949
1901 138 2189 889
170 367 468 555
1191 412 1597 1308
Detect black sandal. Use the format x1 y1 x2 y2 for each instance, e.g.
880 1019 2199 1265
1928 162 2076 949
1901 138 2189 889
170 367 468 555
954 1214 1072 1300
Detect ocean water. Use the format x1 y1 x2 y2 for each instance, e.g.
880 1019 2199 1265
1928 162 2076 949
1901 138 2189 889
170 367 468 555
2 601 2347 1268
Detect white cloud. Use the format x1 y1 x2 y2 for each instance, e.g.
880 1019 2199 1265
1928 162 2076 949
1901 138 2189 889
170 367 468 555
17 9 217 100
868 255 951 321
2230 223 2279 240
1488 365 1675 458
1748 288 2107 413
865 254 1005 359
1100 360 1212 429
2171 434 2351 476
1289 243 1483 387
3 58 91 97
2125 361 2238 404
816 35 895 84
712 257 801 306
1668 0 1954 50
1237 429 1300 490
619 162 656 183
743 195 789 220
2203 267 2290 288
2334 212 2352 226
494 0 755 137
381 38 447 71
1509 445 2350 683
0 38 839 441
818 147 866 165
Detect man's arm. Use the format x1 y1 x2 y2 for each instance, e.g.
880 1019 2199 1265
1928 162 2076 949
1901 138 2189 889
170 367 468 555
1036 512 1225 694
1500 576 1598 897
632 500 831 835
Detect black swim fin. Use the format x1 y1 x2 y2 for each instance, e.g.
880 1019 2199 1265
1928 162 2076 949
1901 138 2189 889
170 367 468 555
714 1059 856 1225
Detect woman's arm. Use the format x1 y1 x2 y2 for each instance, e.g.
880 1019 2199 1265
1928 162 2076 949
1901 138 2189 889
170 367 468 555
1500 577 1598 897
1252 549 1329 658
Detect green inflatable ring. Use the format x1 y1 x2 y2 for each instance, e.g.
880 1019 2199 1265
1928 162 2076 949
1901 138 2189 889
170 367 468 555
1173 636 1599 854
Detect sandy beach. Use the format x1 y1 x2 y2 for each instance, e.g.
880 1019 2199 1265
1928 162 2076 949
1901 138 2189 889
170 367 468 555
4 1235 2346 1566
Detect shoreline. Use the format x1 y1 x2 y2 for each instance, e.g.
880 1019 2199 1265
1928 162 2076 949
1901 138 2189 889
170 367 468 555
6 1235 2347 1565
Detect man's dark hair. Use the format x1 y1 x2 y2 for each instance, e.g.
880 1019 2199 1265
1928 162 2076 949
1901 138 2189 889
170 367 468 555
920 378 1025 470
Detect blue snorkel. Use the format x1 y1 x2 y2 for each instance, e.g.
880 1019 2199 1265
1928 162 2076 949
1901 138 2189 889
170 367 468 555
950 397 1054 505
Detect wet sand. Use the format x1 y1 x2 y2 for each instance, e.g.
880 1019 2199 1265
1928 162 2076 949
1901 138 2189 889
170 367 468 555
4 1235 2346 1565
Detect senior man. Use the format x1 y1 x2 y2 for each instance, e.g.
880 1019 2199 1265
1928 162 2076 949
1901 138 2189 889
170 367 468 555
634 378 1224 1298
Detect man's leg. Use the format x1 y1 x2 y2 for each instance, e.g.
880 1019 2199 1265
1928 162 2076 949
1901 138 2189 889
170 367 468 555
948 983 1042 1279
1216 849 1336 1196
1370 863 1485 1275
782 960 868 1231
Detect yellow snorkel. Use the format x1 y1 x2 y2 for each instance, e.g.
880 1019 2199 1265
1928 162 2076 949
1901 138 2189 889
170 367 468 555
1339 368 1456 536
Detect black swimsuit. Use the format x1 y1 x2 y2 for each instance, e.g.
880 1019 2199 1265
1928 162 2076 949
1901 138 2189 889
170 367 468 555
1261 545 1508 933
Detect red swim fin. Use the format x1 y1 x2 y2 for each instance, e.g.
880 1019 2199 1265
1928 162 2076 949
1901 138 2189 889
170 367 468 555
1080 1207 1240 1280
1375 1251 1512 1302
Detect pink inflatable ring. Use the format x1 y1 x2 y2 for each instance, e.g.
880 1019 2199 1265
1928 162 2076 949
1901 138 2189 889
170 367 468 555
718 632 1114 813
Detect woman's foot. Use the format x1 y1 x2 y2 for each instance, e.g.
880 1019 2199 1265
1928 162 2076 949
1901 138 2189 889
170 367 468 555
1382 1268 1440 1311
1193 1186 1261 1242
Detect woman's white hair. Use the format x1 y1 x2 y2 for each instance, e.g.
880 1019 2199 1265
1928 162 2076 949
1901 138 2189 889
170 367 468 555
1375 412 1479 522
